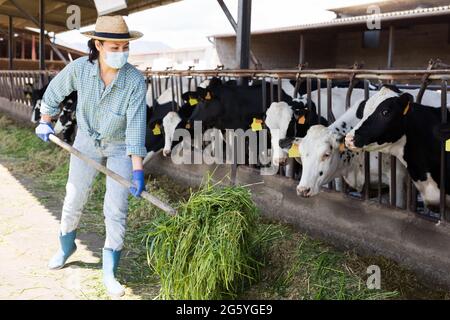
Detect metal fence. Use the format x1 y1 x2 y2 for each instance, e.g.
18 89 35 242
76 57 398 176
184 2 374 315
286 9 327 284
0 67 448 222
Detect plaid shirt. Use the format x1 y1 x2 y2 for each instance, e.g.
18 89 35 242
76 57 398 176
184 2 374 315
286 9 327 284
41 56 147 158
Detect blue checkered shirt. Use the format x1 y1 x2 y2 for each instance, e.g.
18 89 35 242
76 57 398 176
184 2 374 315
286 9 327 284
41 56 147 157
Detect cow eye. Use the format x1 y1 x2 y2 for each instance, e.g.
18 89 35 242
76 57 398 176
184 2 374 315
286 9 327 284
321 152 331 161
381 109 390 116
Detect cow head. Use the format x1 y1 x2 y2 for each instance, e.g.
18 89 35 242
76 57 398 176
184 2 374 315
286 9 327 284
265 102 294 166
265 99 322 166
281 125 346 197
162 111 192 157
345 86 413 152
54 97 77 134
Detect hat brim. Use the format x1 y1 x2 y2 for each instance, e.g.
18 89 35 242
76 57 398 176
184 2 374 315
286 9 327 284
82 30 143 42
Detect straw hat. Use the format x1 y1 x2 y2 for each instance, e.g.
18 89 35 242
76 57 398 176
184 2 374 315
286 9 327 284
82 16 143 41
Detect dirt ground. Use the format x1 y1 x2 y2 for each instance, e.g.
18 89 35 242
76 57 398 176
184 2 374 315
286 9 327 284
0 162 145 300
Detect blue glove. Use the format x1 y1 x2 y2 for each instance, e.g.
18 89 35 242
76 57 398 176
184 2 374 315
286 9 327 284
35 121 55 142
130 170 145 198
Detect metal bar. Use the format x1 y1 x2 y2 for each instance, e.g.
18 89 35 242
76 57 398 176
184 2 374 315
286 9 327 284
390 157 397 207
170 76 176 111
378 153 382 203
39 0 45 71
8 15 13 70
440 80 448 221
277 77 282 102
236 0 252 85
299 34 305 65
327 79 333 190
317 78 321 120
270 78 274 103
363 81 370 200
261 77 267 112
387 25 395 69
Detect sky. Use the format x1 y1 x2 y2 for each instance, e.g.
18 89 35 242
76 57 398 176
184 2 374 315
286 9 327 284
55 0 384 53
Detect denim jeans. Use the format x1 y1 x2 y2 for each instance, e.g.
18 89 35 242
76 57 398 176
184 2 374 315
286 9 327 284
60 130 132 251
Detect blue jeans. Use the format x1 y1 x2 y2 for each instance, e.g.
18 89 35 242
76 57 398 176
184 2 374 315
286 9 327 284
60 130 132 251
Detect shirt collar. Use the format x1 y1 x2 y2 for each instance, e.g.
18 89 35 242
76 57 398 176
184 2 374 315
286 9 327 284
90 59 127 89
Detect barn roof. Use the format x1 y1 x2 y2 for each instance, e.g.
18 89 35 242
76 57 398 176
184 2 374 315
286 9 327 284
0 0 181 33
329 0 450 17
212 4 450 38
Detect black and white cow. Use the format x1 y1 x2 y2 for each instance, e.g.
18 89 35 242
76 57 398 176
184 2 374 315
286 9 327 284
266 88 376 166
265 99 328 166
54 91 78 143
345 85 450 210
143 91 202 163
161 78 268 157
28 84 78 143
279 99 407 208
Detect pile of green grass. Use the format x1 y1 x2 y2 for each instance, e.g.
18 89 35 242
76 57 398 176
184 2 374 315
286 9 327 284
146 178 262 300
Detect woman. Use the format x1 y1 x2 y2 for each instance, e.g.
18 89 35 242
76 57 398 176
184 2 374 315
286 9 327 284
35 16 147 297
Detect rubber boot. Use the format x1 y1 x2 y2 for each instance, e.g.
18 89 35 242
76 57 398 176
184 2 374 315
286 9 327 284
102 248 125 297
48 230 77 270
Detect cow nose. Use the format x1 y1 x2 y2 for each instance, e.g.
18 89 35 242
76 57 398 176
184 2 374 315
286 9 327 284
345 134 356 150
296 186 311 197
163 149 171 157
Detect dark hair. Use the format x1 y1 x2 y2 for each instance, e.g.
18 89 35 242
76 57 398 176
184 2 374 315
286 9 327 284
88 39 103 63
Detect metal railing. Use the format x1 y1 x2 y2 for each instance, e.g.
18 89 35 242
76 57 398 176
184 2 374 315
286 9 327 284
0 67 448 222
0 70 56 106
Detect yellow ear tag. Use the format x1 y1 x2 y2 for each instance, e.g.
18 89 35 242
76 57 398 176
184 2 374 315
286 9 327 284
152 123 161 135
185 123 191 129
189 97 199 106
339 143 346 153
205 92 212 100
298 115 306 125
446 139 450 152
251 118 263 132
288 144 301 158
403 102 410 116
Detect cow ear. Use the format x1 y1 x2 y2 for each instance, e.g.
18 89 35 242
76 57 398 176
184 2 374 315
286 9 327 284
356 100 367 119
399 93 414 115
399 93 414 106
181 92 190 101
197 87 207 98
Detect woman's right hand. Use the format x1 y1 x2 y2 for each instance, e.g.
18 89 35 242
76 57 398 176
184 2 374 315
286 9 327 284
35 121 55 142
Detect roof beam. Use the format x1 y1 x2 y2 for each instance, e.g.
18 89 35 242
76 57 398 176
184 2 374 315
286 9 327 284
13 1 67 29
50 0 94 9
0 7 68 29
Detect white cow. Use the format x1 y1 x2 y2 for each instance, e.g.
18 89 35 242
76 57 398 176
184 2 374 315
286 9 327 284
286 99 407 208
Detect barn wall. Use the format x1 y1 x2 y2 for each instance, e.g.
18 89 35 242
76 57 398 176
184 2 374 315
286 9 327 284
335 23 450 69
214 22 450 70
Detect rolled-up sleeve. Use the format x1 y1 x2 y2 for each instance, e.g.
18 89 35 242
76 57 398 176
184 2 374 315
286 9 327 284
125 76 147 157
41 60 78 117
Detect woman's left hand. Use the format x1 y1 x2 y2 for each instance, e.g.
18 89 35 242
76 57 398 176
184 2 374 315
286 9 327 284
130 169 145 197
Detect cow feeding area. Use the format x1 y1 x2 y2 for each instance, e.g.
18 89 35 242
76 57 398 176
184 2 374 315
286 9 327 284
146 178 264 299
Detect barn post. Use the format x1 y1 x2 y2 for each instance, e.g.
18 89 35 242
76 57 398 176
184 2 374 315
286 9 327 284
39 0 46 71
236 0 252 84
217 0 260 68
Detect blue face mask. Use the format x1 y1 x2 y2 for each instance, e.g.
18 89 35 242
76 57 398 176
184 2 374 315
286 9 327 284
103 50 129 69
